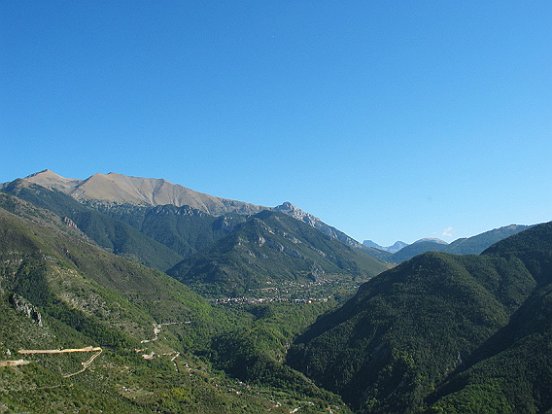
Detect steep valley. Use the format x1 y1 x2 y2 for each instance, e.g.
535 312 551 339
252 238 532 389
1 171 551 414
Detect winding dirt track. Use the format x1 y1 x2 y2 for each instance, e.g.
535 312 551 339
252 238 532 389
138 322 181 370
12 346 104 377
0 359 30 367
2 322 179 377
17 346 102 355
63 349 103 378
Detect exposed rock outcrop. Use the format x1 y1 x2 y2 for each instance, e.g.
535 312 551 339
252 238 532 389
9 294 43 327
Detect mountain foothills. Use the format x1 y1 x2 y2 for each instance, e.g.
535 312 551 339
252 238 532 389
287 222 552 413
0 169 550 414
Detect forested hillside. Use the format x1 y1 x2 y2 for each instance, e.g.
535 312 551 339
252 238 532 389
288 223 552 413
168 211 389 297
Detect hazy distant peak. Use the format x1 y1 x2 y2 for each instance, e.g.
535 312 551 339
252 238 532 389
363 240 408 253
414 237 448 245
501 224 523 230
362 240 382 249
389 240 408 250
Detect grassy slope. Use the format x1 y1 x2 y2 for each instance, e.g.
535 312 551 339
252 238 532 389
0 198 350 413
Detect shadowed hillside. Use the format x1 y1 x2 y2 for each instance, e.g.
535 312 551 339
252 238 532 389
288 223 552 414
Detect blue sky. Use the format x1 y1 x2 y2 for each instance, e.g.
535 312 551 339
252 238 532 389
1 1 551 245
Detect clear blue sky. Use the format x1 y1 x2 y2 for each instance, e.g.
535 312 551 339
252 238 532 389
1 1 551 245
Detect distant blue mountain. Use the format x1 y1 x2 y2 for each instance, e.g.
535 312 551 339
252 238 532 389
362 239 408 253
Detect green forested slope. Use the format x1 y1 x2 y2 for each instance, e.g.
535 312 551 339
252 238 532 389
287 222 552 414
168 210 389 296
427 222 552 413
94 203 246 259
2 182 183 270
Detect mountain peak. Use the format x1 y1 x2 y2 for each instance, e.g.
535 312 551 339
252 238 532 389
275 201 297 211
25 169 61 179
21 169 80 192
274 201 315 222
274 202 362 248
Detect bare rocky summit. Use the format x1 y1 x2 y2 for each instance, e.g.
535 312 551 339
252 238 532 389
18 169 265 216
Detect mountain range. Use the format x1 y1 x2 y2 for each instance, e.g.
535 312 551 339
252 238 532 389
4 170 528 269
16 170 372 249
2 170 390 297
1 168 550 414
